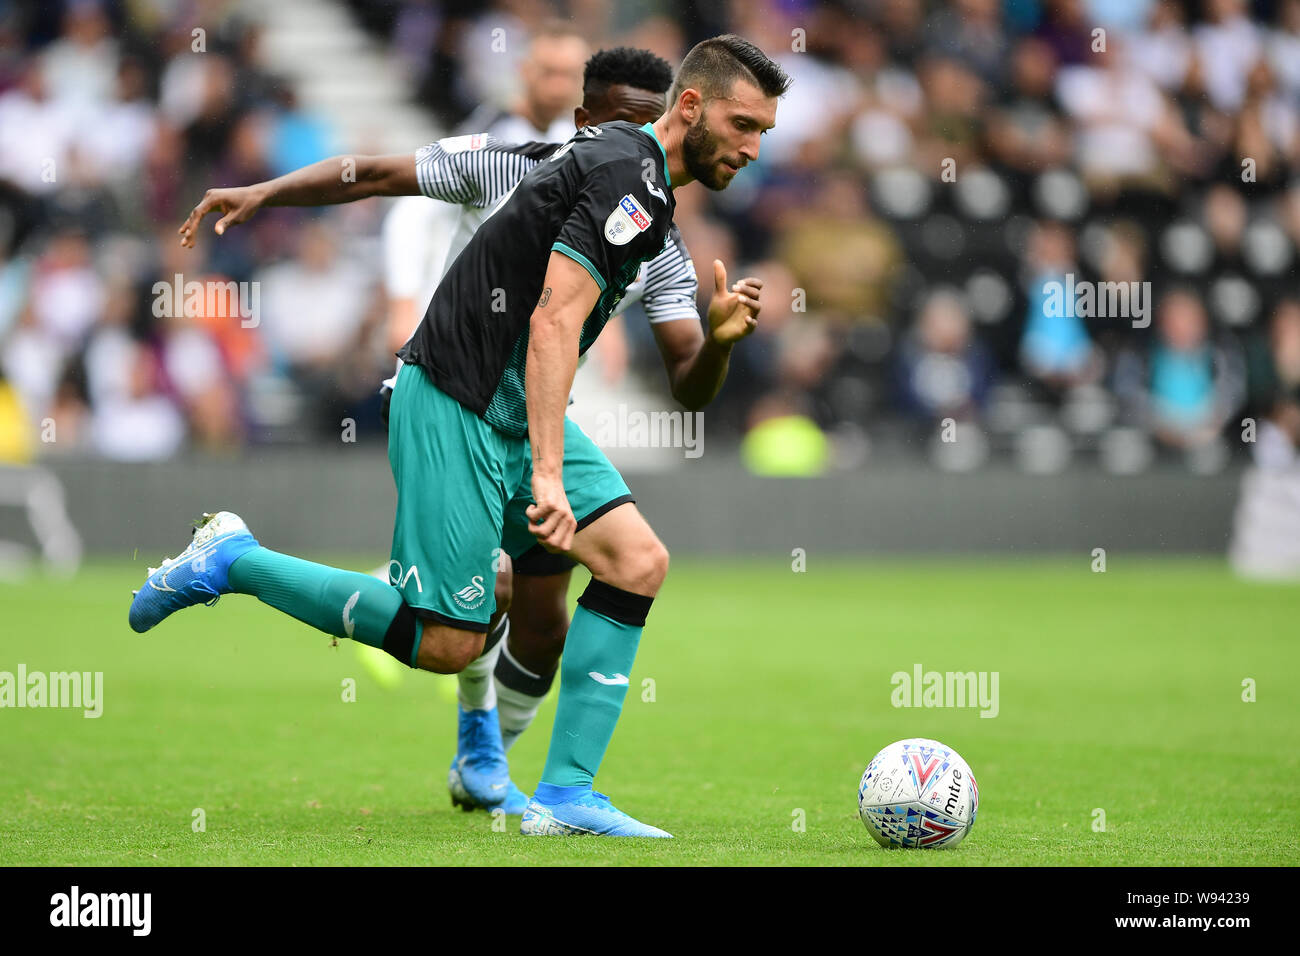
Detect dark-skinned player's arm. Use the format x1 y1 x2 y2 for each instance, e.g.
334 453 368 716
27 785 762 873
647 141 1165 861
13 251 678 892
524 251 603 553
178 153 419 247
178 136 500 247
651 259 762 410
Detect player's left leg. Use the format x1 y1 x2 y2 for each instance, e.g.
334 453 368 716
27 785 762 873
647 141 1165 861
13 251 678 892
503 418 671 836
497 415 635 759
451 414 627 817
518 502 671 837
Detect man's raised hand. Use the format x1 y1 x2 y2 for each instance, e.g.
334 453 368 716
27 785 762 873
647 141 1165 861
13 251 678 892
178 184 268 248
707 259 762 346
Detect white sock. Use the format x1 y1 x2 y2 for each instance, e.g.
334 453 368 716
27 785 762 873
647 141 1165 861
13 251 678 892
493 635 555 750
457 616 507 711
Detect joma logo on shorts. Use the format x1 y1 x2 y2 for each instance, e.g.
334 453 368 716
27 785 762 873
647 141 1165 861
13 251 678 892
388 560 423 593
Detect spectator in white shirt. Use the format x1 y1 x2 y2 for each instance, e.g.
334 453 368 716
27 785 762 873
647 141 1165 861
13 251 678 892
1193 0 1262 113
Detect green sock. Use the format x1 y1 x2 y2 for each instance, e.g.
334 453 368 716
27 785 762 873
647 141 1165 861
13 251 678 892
228 547 409 654
540 601 643 789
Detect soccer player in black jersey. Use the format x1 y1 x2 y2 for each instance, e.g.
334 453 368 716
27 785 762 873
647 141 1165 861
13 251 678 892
135 35 789 837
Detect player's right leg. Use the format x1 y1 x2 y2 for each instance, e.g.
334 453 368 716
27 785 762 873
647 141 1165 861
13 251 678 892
128 510 484 672
129 363 522 684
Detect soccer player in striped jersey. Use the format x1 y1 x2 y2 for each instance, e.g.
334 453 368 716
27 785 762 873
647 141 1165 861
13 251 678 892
147 35 787 837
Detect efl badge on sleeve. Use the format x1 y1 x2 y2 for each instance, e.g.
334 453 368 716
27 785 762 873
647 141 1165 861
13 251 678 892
438 133 488 153
604 194 652 245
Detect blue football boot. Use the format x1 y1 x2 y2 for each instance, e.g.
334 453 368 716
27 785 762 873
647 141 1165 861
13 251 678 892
447 705 529 814
129 511 259 633
520 788 672 837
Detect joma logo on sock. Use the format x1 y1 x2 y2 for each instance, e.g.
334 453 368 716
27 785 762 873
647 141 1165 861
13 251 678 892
0 666 102 718
342 591 360 638
50 886 151 936
890 665 999 718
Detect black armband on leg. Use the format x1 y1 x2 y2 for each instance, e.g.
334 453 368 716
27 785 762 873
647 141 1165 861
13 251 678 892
382 602 420 668
494 640 556 697
481 613 508 655
577 579 655 628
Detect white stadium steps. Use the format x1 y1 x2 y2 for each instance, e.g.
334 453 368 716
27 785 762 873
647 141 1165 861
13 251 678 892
237 0 441 153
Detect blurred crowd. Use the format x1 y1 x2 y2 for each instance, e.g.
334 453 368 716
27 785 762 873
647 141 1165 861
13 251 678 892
2 0 1300 475
0 0 383 460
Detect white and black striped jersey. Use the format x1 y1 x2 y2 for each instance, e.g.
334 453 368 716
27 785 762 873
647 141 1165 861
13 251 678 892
621 225 697 324
453 104 577 150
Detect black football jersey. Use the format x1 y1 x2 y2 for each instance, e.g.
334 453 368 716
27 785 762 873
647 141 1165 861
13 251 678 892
398 120 676 437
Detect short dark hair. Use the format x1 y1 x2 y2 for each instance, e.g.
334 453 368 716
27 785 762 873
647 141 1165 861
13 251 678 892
669 34 791 105
583 46 674 99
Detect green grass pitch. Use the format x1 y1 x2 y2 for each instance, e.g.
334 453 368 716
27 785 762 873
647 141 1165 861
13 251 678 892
1 557 1297 866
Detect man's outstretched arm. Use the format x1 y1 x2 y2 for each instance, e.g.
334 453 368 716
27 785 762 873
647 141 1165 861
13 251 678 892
178 132 518 247
525 251 603 554
178 153 420 247
652 259 762 410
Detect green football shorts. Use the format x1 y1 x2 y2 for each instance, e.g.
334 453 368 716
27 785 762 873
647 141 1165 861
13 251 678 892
503 415 633 576
386 363 632 629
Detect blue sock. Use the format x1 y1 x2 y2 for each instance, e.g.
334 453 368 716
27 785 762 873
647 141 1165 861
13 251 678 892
535 783 589 804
